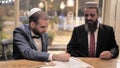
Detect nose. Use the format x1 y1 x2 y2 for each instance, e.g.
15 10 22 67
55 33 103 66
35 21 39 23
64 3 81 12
86 15 92 20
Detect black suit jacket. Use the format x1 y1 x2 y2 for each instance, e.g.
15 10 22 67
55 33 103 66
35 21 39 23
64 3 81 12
13 24 49 61
67 24 119 58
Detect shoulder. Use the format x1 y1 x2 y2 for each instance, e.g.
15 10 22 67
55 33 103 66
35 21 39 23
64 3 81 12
14 24 29 32
74 24 85 31
15 24 29 30
13 24 30 37
99 24 113 31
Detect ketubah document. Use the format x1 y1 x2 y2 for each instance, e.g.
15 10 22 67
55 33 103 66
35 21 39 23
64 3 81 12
117 59 120 68
39 57 94 68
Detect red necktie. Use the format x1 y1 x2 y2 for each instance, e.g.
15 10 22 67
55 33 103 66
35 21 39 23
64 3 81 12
89 32 95 57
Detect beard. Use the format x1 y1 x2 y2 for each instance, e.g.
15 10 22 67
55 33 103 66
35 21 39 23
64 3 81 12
32 28 41 36
85 19 98 33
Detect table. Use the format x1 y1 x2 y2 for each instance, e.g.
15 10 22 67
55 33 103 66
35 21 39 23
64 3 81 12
80 58 117 68
0 58 118 68
0 60 46 68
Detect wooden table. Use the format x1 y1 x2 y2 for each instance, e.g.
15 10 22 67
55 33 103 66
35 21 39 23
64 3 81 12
0 60 46 68
80 58 118 68
0 58 118 68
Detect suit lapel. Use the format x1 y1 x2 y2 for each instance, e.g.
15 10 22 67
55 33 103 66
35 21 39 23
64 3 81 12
84 31 89 56
82 26 89 56
41 34 45 51
24 24 38 50
96 24 104 55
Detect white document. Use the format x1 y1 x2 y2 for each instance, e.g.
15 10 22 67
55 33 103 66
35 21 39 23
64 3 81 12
117 59 120 68
40 57 94 68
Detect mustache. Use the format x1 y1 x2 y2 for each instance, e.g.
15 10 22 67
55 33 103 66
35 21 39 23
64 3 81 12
85 20 94 24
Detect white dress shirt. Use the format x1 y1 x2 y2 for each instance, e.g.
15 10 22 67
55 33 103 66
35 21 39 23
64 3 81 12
31 31 42 51
31 31 53 61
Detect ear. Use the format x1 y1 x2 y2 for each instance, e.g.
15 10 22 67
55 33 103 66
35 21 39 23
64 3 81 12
30 22 36 28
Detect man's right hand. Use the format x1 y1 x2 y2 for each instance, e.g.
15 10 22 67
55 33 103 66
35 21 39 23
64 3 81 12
52 53 70 62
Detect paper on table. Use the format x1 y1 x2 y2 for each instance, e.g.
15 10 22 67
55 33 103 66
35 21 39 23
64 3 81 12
117 59 120 63
117 59 120 68
39 57 94 68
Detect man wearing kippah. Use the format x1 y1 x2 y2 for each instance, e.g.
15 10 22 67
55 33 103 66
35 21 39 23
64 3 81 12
13 8 70 62
67 2 119 60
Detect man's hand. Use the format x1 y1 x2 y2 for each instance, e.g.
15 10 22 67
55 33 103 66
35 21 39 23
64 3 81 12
99 51 113 60
52 53 70 62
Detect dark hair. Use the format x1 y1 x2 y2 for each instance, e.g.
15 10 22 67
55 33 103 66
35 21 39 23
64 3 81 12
29 10 48 24
85 7 100 15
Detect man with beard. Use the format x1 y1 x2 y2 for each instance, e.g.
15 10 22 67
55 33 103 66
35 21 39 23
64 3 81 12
13 8 70 62
67 2 119 60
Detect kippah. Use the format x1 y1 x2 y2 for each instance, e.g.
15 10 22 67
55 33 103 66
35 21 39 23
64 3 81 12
85 2 98 7
29 8 41 17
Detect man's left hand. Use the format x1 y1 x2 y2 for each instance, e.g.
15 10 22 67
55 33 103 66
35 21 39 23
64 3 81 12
99 51 113 60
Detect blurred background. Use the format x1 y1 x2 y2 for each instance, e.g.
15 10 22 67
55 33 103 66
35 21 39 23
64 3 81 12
0 0 120 60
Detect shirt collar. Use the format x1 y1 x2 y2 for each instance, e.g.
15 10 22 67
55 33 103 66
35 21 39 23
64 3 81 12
96 22 99 29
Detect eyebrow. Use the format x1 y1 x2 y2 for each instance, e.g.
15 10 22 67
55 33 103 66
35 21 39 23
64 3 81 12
84 14 96 17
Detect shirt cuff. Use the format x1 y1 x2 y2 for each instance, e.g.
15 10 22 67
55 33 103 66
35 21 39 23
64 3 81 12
48 53 53 61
